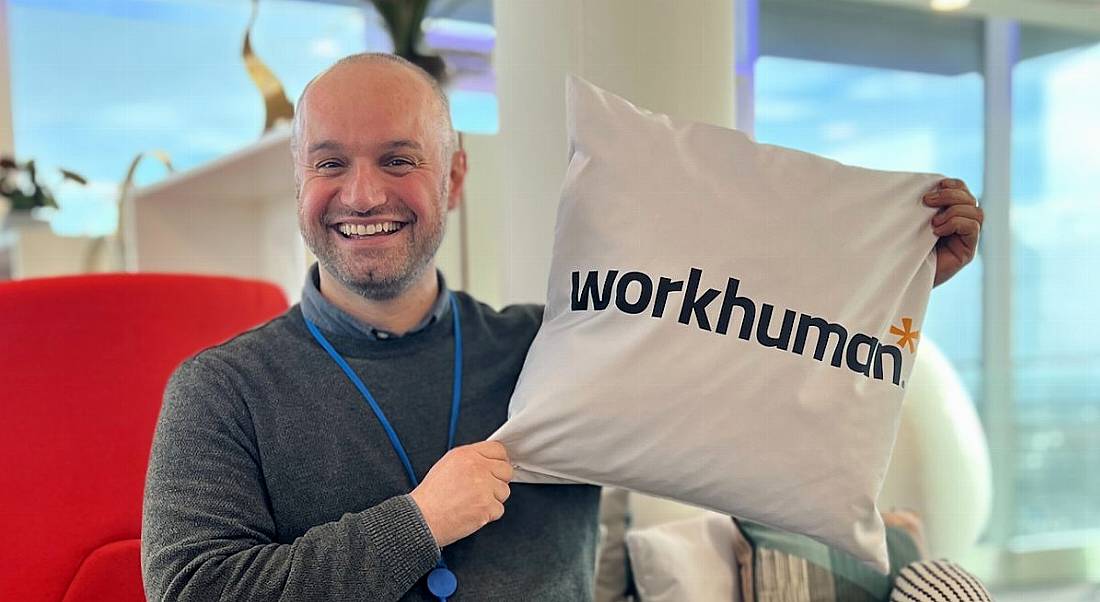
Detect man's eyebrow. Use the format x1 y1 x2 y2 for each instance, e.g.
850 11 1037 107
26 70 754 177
382 140 423 152
306 140 344 155
306 140 423 155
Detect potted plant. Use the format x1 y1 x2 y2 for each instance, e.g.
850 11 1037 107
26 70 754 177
0 156 86 229
369 0 447 83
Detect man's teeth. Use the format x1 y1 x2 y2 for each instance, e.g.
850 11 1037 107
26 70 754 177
337 222 404 237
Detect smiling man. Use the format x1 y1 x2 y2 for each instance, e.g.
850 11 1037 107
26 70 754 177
294 56 455 310
141 54 601 602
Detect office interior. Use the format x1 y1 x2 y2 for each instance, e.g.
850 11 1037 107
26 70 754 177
1 0 1098 600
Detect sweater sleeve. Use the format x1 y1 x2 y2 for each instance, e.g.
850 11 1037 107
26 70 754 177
141 357 441 602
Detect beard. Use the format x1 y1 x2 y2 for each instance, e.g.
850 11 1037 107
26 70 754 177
300 181 449 301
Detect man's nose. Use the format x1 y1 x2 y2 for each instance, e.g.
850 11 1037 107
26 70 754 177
342 163 387 211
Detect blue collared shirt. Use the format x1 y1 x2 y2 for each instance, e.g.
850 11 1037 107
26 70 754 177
299 264 450 340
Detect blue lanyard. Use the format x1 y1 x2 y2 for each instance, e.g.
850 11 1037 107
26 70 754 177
304 292 462 601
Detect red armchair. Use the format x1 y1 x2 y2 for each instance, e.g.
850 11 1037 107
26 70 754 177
0 273 288 602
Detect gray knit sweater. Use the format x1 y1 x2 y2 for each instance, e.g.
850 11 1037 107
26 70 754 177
141 293 600 601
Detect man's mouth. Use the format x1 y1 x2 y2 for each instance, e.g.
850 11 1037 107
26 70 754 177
334 221 407 239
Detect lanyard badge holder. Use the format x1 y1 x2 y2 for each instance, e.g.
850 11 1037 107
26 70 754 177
305 293 463 601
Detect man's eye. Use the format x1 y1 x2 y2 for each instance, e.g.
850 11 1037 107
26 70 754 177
316 160 344 170
385 157 417 169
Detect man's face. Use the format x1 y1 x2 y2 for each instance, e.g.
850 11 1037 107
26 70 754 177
295 63 460 300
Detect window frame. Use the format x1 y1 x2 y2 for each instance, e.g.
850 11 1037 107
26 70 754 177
742 0 1100 584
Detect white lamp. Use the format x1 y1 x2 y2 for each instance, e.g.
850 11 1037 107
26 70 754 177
879 337 993 559
931 0 971 11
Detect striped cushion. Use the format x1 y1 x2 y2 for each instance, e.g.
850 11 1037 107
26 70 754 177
737 517 925 602
890 560 992 602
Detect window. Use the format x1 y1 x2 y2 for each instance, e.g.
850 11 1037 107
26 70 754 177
755 0 1100 551
1011 30 1100 539
9 0 500 239
754 12 985 398
9 0 374 236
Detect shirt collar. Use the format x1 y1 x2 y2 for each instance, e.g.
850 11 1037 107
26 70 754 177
300 263 450 341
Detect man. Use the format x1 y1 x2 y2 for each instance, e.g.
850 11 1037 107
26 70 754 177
142 54 600 601
141 53 982 601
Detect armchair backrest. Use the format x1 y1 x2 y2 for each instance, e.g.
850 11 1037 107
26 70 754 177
0 273 288 602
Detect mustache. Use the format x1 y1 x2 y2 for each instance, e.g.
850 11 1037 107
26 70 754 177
322 206 415 225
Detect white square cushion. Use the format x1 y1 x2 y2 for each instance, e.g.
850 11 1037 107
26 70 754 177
626 512 742 602
491 76 941 572
595 488 633 602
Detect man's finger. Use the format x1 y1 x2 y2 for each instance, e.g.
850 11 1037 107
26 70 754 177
489 501 505 522
923 188 977 208
933 216 981 240
489 459 514 482
936 178 971 193
494 481 511 503
932 205 984 228
472 441 509 461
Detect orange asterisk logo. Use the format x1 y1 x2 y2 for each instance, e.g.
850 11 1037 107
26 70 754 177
890 317 920 352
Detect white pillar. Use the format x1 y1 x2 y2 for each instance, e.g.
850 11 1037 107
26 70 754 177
981 16 1018 548
734 0 758 136
0 0 14 156
492 0 735 303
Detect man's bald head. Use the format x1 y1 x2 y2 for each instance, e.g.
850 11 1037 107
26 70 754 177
292 53 468 302
290 53 458 166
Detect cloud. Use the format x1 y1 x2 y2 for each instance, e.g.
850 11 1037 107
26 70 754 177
48 178 119 237
1012 198 1100 251
96 101 185 131
180 128 249 156
827 130 936 173
821 121 858 142
310 38 342 59
754 99 814 122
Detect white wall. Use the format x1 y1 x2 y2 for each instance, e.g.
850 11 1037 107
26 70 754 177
1 0 14 156
490 0 737 304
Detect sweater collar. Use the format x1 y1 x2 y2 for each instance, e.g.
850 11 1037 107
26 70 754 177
300 263 450 341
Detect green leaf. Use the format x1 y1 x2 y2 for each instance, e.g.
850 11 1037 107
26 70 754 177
59 168 88 185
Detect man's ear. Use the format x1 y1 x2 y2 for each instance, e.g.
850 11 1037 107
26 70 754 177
446 148 468 211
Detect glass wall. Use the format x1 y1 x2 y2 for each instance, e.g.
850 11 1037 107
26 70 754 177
754 56 985 399
9 0 375 236
1011 30 1100 539
757 0 1100 551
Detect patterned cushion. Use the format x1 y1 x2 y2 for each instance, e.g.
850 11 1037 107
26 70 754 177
890 560 992 602
737 512 926 602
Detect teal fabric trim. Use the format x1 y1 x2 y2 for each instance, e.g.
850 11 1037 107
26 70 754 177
740 520 921 601
885 524 922 581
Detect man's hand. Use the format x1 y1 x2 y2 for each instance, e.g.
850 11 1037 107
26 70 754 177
409 441 512 548
923 178 983 287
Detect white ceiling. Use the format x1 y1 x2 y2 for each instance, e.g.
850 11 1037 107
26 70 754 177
858 0 1100 33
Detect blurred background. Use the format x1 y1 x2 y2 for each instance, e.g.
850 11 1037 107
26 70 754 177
1 0 1097 598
